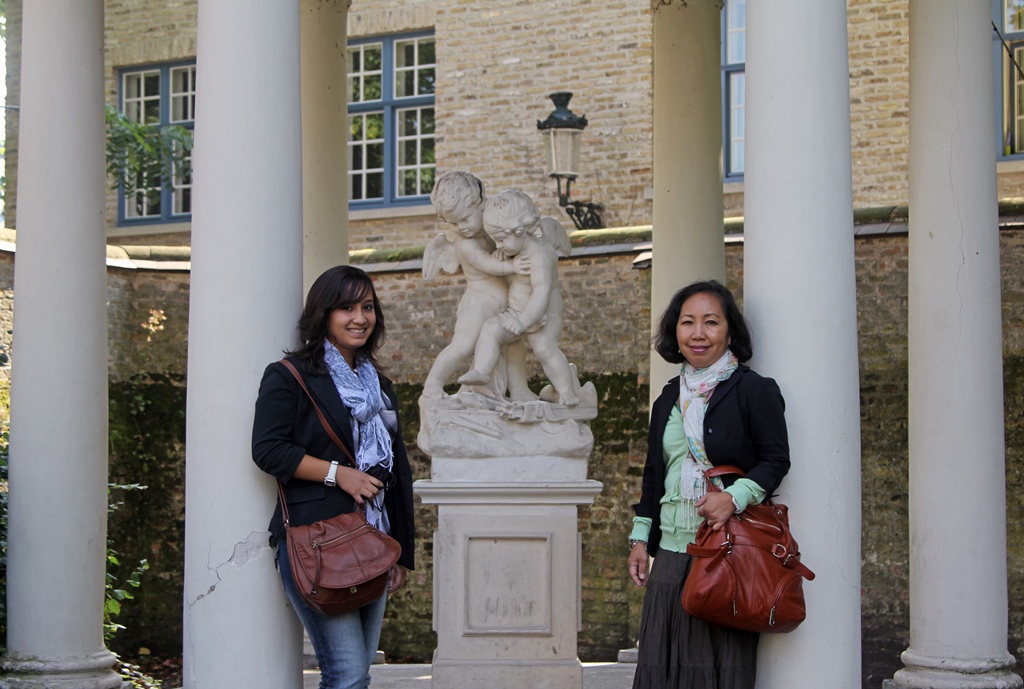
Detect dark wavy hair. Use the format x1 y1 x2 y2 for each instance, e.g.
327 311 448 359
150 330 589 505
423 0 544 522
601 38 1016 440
287 265 387 373
653 280 752 364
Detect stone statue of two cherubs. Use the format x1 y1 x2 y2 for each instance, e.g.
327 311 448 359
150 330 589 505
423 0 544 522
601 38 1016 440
417 171 597 459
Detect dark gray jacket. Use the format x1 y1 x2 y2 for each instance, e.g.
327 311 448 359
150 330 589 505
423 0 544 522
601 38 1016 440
252 356 416 571
633 364 790 557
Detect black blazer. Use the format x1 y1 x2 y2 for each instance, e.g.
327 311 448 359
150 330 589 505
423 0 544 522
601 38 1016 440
633 364 790 557
252 355 416 571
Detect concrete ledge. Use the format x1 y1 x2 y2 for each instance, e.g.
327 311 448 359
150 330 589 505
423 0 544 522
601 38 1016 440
1 198 1022 275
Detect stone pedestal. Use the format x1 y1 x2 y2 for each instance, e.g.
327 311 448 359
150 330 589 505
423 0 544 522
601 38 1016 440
416 475 601 689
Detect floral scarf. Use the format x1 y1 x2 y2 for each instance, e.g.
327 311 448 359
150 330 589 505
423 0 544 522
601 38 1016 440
677 349 739 529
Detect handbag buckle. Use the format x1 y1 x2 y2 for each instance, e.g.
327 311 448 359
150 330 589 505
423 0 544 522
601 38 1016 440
771 544 788 561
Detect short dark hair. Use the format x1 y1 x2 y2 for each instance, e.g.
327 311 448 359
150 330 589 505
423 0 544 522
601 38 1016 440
653 280 752 364
287 265 388 373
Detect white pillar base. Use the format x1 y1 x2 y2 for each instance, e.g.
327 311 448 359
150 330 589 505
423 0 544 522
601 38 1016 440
0 651 121 689
886 651 1023 689
415 479 602 689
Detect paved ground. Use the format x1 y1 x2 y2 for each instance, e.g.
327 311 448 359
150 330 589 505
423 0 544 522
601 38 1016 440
302 662 637 688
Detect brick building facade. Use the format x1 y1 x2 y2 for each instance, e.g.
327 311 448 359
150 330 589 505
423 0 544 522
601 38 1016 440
8 0 1022 248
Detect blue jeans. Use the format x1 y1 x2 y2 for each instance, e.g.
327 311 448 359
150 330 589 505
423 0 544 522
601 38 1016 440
277 543 387 689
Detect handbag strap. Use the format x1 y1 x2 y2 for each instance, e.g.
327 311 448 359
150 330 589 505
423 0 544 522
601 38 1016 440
703 464 746 493
696 464 816 581
278 358 357 468
704 464 746 482
275 358 361 527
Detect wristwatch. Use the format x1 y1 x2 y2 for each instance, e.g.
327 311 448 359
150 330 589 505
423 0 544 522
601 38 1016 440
629 539 647 549
324 461 340 487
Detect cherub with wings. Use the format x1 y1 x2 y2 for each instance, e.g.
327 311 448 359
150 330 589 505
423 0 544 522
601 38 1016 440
456 189 579 406
421 171 535 400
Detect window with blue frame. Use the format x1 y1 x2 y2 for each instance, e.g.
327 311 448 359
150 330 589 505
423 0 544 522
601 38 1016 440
995 0 1024 158
118 62 195 224
723 0 746 179
348 33 436 208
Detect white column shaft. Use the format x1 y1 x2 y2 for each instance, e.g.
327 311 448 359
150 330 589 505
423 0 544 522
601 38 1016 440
3 0 119 686
649 0 724 401
301 0 349 292
895 2 1019 685
184 2 305 688
744 2 861 688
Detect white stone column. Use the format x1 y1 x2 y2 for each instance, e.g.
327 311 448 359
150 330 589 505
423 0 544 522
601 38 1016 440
300 0 349 292
649 0 725 402
891 3 1021 687
1 1 119 688
743 2 862 688
183 2 305 688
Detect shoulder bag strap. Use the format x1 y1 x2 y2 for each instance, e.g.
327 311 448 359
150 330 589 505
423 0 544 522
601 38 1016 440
278 358 357 468
704 464 746 481
275 358 362 525
703 464 746 493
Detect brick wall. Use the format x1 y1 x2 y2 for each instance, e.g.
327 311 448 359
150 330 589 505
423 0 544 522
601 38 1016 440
848 0 911 208
5 0 1024 237
5 0 22 230
8 0 1024 250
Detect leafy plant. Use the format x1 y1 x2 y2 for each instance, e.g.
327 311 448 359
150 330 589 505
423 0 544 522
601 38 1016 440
104 105 192 202
107 483 162 688
118 660 163 689
105 482 149 641
0 426 8 656
0 432 158 685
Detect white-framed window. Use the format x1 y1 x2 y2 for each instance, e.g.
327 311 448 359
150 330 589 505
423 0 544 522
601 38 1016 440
348 32 436 207
118 61 196 224
723 0 746 178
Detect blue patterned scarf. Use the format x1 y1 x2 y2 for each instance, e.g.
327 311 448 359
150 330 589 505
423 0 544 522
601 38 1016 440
323 340 394 528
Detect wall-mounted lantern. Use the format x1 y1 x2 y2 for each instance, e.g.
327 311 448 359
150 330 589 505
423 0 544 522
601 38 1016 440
537 92 604 230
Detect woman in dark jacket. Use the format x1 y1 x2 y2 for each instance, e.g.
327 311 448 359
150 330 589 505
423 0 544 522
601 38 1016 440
627 280 789 689
252 265 415 689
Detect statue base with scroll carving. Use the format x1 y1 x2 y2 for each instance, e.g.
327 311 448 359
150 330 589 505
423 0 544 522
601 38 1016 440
415 384 601 689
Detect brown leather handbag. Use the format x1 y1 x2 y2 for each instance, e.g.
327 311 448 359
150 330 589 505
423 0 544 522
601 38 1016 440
277 359 401 616
680 466 814 633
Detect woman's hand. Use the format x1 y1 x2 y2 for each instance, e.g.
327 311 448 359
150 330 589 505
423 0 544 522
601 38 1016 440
337 466 384 504
695 492 737 531
628 542 649 587
388 565 408 594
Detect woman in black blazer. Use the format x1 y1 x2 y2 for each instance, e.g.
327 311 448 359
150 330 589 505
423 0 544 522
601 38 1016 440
627 280 789 689
252 265 415 689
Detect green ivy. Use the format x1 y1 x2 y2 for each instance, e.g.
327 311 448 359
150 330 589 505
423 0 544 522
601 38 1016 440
105 483 149 642
0 432 160 686
104 105 192 202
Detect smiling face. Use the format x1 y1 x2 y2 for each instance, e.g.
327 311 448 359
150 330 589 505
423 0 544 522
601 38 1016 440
676 292 731 369
327 294 377 367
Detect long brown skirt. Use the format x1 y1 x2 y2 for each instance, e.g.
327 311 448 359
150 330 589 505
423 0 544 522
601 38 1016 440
632 549 759 689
